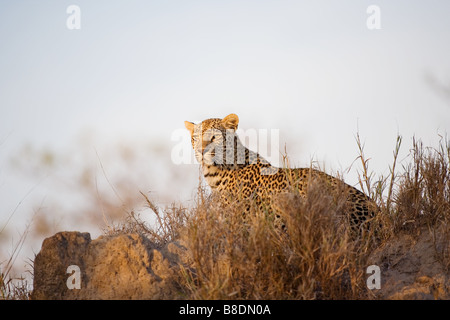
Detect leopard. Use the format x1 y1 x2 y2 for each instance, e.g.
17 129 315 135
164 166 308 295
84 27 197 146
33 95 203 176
184 113 378 236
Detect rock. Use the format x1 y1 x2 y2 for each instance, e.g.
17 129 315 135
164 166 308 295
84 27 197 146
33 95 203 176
32 231 186 300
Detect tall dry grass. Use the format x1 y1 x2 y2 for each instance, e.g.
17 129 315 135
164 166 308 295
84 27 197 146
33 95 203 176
2 134 449 299
390 137 450 272
179 184 370 299
0 223 32 300
129 134 450 299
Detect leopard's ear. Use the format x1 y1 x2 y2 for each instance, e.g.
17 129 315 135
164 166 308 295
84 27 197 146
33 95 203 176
221 114 239 130
184 121 195 135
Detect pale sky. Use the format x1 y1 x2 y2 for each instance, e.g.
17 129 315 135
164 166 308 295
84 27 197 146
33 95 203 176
1 1 450 270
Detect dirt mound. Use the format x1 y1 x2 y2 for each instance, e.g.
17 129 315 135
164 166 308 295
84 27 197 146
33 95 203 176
368 226 449 299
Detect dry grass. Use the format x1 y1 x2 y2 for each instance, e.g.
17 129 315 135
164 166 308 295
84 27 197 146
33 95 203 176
2 134 449 299
180 184 370 299
91 134 449 299
105 191 189 249
103 134 448 300
0 223 32 300
157 134 450 299
390 137 450 272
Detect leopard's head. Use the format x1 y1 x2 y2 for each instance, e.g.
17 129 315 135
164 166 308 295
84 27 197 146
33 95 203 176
184 114 239 165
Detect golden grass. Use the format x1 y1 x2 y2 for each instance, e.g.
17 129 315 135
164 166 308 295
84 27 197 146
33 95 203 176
180 185 369 299
126 134 449 299
2 134 449 299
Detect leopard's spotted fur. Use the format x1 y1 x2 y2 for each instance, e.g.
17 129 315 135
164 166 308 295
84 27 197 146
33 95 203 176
185 114 377 234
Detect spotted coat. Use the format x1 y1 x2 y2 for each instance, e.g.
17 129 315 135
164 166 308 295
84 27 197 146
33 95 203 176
184 114 377 234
